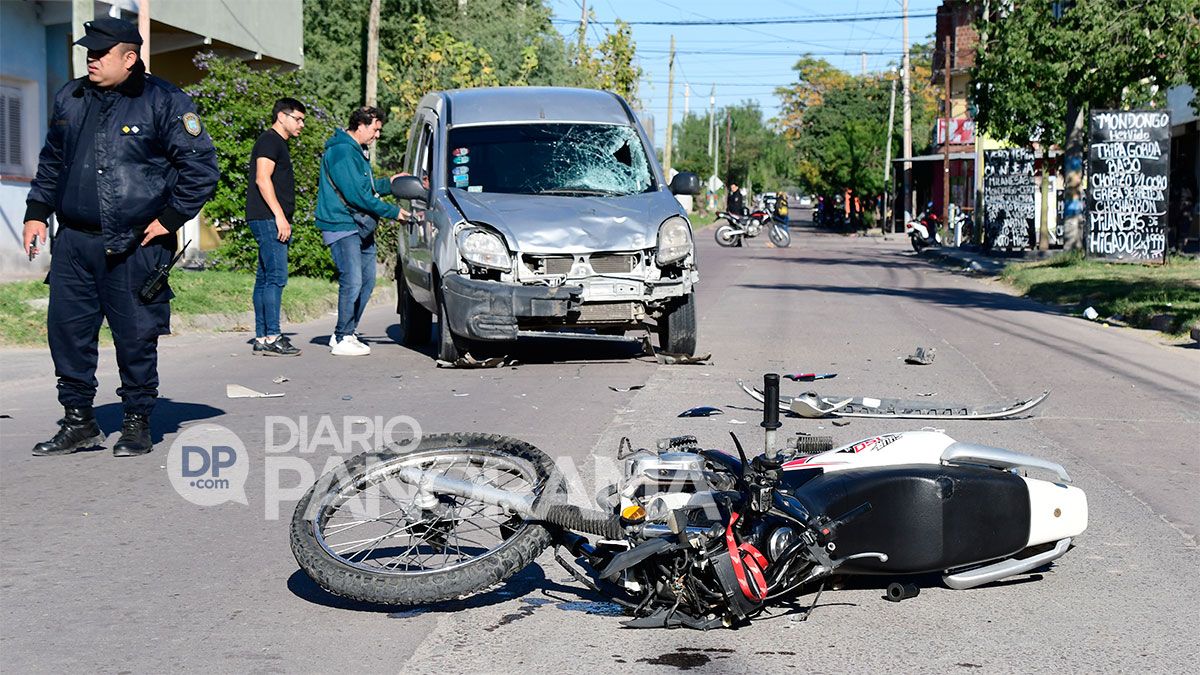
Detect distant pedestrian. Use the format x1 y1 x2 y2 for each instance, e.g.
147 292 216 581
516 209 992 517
22 17 218 457
726 182 745 216
314 106 402 356
246 98 306 356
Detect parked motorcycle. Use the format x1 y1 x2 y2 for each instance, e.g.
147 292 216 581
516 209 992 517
906 203 942 252
291 375 1086 629
714 194 790 248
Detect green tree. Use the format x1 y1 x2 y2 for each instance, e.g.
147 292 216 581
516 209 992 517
672 103 794 197
187 53 341 278
972 0 1200 250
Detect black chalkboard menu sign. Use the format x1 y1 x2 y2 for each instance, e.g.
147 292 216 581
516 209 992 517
983 148 1036 251
1087 109 1171 262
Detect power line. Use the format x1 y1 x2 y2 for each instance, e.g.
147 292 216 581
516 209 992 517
639 48 903 56
549 11 936 27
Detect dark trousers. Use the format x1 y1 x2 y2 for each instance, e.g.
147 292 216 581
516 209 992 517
47 227 173 415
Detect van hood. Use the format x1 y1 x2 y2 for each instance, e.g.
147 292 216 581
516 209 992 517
448 188 683 254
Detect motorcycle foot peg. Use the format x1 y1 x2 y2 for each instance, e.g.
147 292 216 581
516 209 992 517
884 582 920 603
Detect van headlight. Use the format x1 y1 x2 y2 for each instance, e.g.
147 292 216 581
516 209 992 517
456 227 511 271
656 216 693 266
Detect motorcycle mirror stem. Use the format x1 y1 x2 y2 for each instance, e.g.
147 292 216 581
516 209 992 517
761 373 782 460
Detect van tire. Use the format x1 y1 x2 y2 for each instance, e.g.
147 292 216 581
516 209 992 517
436 289 467 362
658 292 697 355
397 274 432 346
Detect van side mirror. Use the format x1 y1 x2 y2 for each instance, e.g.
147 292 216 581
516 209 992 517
391 175 427 200
669 172 701 196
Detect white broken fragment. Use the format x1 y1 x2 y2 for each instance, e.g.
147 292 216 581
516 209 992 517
226 384 285 399
272 376 289 384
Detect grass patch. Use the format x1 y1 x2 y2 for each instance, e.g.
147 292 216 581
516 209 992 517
0 270 339 346
0 280 52 346
170 270 338 322
1000 253 1200 334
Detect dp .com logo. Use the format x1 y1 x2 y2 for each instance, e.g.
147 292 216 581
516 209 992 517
168 424 249 506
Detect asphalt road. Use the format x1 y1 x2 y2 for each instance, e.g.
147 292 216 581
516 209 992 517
2 221 1197 673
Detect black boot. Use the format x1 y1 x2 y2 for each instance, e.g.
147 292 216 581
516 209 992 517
112 412 153 457
32 407 104 456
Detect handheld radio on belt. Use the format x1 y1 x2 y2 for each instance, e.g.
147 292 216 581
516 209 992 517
138 240 190 303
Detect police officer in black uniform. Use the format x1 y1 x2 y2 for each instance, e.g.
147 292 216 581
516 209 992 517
22 17 218 457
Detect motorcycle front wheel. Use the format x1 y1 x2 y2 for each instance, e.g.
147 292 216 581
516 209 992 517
714 220 740 247
769 224 791 248
291 432 564 605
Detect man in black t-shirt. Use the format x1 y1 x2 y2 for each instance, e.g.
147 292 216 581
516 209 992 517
246 98 305 356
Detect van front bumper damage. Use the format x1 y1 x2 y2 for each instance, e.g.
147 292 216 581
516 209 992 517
442 274 584 341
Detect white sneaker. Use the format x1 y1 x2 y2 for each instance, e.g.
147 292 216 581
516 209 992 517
330 336 369 356
328 335 336 348
344 334 371 353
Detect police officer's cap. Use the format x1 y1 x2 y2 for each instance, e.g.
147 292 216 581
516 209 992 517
75 17 144 51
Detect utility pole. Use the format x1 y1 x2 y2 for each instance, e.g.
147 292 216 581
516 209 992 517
884 69 898 227
365 0 380 163
365 0 380 107
709 85 717 204
663 35 675 175
901 0 913 221
684 83 690 117
138 0 151 71
861 51 867 76
578 0 588 62
724 109 731 180
942 35 952 231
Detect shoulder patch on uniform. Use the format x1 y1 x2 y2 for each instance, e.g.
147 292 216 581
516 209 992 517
182 112 202 137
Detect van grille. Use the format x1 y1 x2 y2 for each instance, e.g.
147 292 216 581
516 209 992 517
524 254 637 276
589 254 636 274
576 302 636 323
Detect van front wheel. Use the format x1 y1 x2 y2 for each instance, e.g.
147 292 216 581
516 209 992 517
658 293 697 356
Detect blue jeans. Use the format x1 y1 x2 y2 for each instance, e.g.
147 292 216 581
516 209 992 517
248 219 289 337
328 233 376 340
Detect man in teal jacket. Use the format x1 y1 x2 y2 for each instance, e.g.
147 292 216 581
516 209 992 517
315 106 401 356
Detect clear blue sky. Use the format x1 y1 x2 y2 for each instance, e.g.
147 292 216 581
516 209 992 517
547 0 941 147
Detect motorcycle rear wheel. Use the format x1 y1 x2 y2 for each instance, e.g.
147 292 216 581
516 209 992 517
291 432 563 605
714 220 740 247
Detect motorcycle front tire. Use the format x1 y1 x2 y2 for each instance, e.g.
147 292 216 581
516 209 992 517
714 220 740 247
769 224 791 248
291 433 564 606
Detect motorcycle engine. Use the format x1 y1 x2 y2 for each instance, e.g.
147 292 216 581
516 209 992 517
746 218 763 237
604 441 734 525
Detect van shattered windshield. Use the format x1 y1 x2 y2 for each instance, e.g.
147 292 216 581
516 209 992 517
446 123 655 197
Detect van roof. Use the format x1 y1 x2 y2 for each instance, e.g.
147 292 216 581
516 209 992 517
424 87 636 127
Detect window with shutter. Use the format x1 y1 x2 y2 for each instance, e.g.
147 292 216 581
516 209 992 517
0 84 24 175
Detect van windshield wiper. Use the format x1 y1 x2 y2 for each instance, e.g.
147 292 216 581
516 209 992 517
535 188 625 197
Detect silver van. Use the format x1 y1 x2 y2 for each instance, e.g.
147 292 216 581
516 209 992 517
391 87 702 361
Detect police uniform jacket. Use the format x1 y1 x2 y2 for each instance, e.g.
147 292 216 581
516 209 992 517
25 61 219 255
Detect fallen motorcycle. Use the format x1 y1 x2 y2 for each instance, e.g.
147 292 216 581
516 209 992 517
291 375 1086 629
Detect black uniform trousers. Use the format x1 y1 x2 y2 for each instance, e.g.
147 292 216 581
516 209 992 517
47 227 174 415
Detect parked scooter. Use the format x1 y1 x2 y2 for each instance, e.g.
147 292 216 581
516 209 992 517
905 202 942 252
